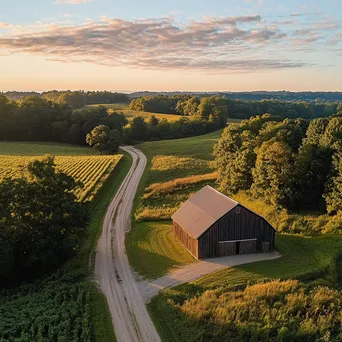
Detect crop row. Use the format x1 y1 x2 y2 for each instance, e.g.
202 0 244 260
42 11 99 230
0 155 122 201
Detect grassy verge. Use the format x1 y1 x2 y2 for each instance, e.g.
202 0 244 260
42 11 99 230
126 221 195 279
148 234 342 342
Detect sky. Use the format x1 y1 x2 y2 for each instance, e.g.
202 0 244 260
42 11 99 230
0 0 341 92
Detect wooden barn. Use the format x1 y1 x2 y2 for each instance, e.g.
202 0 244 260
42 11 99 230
172 186 276 260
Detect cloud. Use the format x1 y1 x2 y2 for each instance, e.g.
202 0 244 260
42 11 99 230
0 22 9 28
0 14 337 73
53 0 94 4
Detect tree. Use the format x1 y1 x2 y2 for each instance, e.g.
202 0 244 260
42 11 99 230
86 125 120 154
0 95 15 141
131 116 148 142
0 157 89 284
294 144 332 210
302 118 329 146
252 141 295 208
321 117 342 150
325 150 342 214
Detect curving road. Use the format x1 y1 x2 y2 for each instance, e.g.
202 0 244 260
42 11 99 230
94 146 160 342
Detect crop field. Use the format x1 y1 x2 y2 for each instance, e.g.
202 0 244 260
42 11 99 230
0 155 122 201
0 141 98 156
148 234 342 341
0 151 133 342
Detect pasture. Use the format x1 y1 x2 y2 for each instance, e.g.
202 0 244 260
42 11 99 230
135 130 222 221
0 155 122 202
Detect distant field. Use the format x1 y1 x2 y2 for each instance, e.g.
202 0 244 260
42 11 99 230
83 103 242 124
0 155 122 201
121 109 181 122
0 142 98 156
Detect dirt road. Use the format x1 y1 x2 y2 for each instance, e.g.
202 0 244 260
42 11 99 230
94 146 160 342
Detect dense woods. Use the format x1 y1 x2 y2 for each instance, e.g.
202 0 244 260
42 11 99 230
0 95 127 145
0 157 89 285
214 114 342 223
130 94 342 119
1 91 129 108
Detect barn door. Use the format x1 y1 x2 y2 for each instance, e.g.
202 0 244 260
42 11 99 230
239 240 257 254
218 242 236 256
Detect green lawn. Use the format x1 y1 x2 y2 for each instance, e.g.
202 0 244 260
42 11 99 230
148 234 342 342
0 141 98 156
126 221 195 279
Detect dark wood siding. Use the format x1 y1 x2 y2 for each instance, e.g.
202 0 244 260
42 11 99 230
196 205 275 259
173 222 198 259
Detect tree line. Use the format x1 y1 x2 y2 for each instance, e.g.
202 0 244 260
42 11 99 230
130 95 342 120
214 114 342 215
0 95 228 153
0 96 127 144
1 91 129 109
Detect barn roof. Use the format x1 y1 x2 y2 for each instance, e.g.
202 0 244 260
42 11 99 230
171 185 238 239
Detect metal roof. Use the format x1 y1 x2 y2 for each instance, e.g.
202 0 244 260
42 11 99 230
171 185 238 239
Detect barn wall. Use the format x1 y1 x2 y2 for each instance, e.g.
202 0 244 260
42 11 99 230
197 205 275 259
173 222 198 259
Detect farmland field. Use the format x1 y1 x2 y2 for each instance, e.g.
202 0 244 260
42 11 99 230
0 155 122 202
0 147 133 342
0 141 98 156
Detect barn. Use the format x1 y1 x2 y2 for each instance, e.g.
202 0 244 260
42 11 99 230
172 186 276 260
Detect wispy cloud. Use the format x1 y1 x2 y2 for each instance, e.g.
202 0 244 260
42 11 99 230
53 0 94 4
0 14 339 72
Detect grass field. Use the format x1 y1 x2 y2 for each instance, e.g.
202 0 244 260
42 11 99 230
126 221 195 279
148 234 342 342
126 130 222 278
0 155 122 202
82 103 181 122
135 130 222 221
0 141 98 156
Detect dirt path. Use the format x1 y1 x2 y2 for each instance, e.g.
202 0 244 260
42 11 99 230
138 252 280 302
94 146 160 342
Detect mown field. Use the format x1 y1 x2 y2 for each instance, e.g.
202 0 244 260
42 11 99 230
0 154 122 202
0 143 133 342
